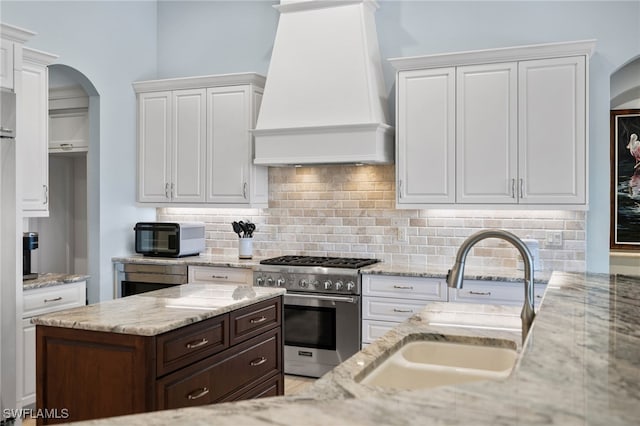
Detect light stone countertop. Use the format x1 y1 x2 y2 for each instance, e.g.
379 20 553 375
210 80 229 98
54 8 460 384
112 254 552 283
31 284 285 336
23 273 89 291
69 271 640 425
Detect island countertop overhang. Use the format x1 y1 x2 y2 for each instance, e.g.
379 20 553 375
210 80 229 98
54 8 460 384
31 283 286 336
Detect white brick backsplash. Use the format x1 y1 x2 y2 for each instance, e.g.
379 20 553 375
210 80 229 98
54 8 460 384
158 165 586 272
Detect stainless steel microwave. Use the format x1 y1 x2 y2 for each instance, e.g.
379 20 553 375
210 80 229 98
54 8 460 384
134 222 205 257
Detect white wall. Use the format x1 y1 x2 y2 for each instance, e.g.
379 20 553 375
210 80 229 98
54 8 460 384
2 1 158 301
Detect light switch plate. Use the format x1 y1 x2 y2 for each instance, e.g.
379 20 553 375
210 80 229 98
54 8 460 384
546 231 563 248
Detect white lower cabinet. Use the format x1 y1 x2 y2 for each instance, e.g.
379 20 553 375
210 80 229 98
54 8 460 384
188 266 252 286
361 274 547 347
361 274 448 347
22 281 86 406
448 279 546 307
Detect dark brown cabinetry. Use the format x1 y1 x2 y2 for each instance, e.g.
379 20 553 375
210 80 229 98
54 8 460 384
36 297 283 424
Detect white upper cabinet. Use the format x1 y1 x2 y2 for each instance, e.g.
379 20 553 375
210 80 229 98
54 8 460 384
137 90 172 203
21 47 58 217
456 62 518 204
396 67 455 204
171 89 206 203
133 73 267 207
48 85 90 153
518 56 586 205
390 40 594 209
0 39 14 89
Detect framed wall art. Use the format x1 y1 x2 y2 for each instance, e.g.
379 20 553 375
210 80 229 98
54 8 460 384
610 109 640 250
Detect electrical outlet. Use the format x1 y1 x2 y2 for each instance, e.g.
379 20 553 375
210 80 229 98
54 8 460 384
397 227 407 242
546 231 563 248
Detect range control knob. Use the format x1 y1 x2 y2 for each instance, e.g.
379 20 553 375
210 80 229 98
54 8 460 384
346 281 356 292
299 279 308 288
324 280 333 290
334 280 344 291
266 277 274 287
311 280 320 289
277 277 286 287
256 277 264 286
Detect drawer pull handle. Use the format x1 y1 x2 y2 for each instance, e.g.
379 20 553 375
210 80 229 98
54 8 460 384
44 297 63 303
211 275 228 279
468 291 491 296
250 316 267 324
250 357 267 366
392 308 413 313
187 387 209 400
185 338 209 349
393 285 414 290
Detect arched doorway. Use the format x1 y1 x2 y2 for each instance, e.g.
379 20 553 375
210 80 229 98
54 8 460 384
30 64 101 300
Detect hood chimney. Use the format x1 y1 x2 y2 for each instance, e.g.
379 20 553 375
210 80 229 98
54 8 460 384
253 0 394 166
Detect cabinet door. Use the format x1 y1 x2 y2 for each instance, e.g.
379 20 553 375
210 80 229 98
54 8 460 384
22 318 36 406
518 56 586 205
138 91 172 202
21 58 49 216
397 68 455 205
206 86 250 204
456 63 518 204
172 89 206 202
0 40 14 89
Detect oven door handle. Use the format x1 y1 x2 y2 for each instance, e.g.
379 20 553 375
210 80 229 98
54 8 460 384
285 293 358 304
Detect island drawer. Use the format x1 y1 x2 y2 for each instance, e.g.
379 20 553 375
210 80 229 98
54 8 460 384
156 328 281 409
188 266 252 285
156 314 229 376
229 297 281 345
23 281 86 318
219 372 283 402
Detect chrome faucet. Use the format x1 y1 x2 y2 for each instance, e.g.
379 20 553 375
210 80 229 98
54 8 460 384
446 229 535 344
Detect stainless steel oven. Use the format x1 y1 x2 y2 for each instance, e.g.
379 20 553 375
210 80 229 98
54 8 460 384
253 256 378 378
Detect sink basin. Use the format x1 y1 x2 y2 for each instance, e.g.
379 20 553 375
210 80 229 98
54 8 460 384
359 339 517 390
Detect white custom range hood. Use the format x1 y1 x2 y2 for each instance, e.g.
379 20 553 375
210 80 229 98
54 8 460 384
253 0 394 166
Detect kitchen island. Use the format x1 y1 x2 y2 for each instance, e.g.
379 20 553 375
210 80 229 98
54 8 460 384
32 284 285 424
66 271 639 425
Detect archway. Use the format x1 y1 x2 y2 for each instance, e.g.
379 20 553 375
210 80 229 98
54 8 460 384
32 64 101 300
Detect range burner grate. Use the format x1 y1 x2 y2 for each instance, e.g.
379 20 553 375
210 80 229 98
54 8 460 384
260 255 379 269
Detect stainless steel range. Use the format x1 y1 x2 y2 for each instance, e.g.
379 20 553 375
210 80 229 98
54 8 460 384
253 255 379 378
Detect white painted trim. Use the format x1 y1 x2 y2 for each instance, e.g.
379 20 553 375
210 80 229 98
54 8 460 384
132 73 266 93
22 47 58 66
389 40 597 71
0 23 36 43
251 122 392 136
275 0 378 14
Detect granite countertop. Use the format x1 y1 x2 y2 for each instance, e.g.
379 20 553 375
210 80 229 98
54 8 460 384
71 271 640 425
31 284 285 336
23 273 89 291
113 254 551 283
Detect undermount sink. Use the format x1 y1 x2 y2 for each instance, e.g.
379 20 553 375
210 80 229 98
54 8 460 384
359 339 518 390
